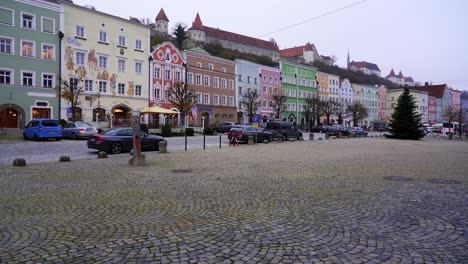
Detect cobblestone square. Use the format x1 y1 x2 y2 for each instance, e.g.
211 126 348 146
0 138 467 263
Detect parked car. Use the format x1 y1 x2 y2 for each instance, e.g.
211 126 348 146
87 128 166 154
23 119 62 141
245 122 266 129
328 125 351 137
309 125 328 133
215 122 239 133
227 126 273 143
62 122 98 139
346 127 368 137
264 121 302 141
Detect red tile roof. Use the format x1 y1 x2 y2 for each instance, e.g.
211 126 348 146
155 8 169 21
189 13 279 51
404 76 414 82
406 84 447 98
280 42 316 57
397 71 404 78
386 69 397 78
349 61 381 71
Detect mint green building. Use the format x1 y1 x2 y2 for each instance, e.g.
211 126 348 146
279 61 317 127
0 0 62 131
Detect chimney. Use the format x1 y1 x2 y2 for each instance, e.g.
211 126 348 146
424 82 429 86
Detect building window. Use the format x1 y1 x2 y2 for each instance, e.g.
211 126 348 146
135 39 142 50
197 62 202 68
135 62 142 74
221 78 227 89
118 83 125 95
204 93 210 104
155 88 160 99
274 77 278 83
208 64 214 70
196 74 202 86
196 92 202 103
135 85 142 96
21 13 35 30
75 25 84 38
0 7 14 26
118 59 126 72
99 31 107 43
263 100 267 107
99 81 107 93
214 94 219 105
42 73 54 88
99 56 107 69
221 95 227 105
165 69 171 80
228 80 234 89
221 68 226 73
204 76 210 86
76 51 85 66
247 76 250 83
118 35 126 47
187 73 193 84
239 87 242 95
238 74 242 81
41 17 54 34
263 86 267 93
154 67 161 78
229 96 234 106
22 71 34 86
263 76 267 81
213 77 219 88
175 71 181 81
0 69 13 84
254 77 257 84
41 44 54 60
0 37 13 54
84 79 93 92
268 87 272 94
21 40 35 57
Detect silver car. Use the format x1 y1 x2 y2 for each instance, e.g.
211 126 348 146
62 122 98 139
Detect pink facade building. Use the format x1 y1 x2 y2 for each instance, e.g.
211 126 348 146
428 96 436 124
451 89 461 110
260 66 281 120
150 42 186 110
377 85 387 121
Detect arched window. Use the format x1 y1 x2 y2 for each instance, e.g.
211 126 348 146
93 108 106 121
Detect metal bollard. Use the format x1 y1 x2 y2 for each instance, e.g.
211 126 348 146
277 135 283 143
219 134 222 148
309 133 314 140
247 135 254 145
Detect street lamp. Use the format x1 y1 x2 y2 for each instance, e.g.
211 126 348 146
148 56 153 107
58 31 64 120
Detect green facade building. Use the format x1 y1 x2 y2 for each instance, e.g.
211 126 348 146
0 0 62 130
279 61 317 127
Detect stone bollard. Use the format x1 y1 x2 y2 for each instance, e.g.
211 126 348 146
59 155 71 162
159 141 167 153
325 133 330 140
277 135 283 143
337 133 341 139
13 158 26 167
247 135 254 145
309 133 314 140
98 151 108 159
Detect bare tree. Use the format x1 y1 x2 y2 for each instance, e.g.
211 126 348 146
321 100 341 126
270 94 287 120
347 102 368 127
303 97 322 128
56 78 83 122
443 105 457 136
453 106 466 137
167 82 197 123
241 89 261 123
139 17 152 25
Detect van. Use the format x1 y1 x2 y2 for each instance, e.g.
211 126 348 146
264 121 302 141
23 119 62 141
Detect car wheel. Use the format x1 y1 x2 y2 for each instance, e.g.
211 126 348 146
55 137 61 141
111 143 122 154
268 135 273 142
71 133 77 140
282 134 287 141
297 134 301 140
154 142 159 151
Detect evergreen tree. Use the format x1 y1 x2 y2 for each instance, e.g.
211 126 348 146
387 88 425 140
173 24 187 48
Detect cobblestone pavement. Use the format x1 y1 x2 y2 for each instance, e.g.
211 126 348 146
0 138 466 263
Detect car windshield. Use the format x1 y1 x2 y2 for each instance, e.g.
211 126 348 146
41 120 60 127
103 129 119 135
230 127 243 132
78 123 93 127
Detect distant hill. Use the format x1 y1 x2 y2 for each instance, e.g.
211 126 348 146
203 43 277 67
461 91 468 100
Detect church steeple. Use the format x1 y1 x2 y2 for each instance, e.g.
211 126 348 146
347 50 350 69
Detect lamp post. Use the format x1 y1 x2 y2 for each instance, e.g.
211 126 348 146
148 56 153 107
295 72 298 124
58 31 64 120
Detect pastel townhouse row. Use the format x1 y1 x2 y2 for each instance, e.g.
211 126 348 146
0 0 62 130
386 89 428 124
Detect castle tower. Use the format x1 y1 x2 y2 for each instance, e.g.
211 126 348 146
347 50 350 69
155 8 169 36
188 13 206 43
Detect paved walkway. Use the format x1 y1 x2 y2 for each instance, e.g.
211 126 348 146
0 138 467 263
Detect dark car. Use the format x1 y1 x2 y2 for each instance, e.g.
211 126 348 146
328 125 351 137
215 122 239 133
23 119 62 141
62 122 98 139
227 126 273 143
309 125 328 133
264 121 303 141
87 128 166 154
346 127 368 137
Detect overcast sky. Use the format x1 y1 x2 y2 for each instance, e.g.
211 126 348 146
74 0 468 91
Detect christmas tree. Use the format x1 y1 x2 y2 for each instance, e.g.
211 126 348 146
387 88 425 140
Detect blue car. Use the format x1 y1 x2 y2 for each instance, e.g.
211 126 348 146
23 119 62 141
